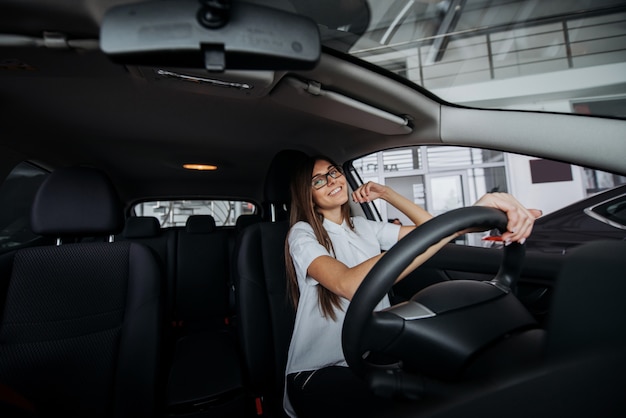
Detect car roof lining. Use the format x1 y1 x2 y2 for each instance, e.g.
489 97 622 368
0 9 625 207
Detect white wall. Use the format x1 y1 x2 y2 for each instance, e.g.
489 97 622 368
507 153 586 215
430 63 626 109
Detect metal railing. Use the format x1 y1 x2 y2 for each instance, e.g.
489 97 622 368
353 6 626 90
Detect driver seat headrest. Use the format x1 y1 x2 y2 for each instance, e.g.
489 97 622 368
30 166 124 238
263 149 309 221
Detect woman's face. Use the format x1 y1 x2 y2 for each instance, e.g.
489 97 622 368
311 159 348 211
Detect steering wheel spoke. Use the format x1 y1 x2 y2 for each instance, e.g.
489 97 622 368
359 310 406 353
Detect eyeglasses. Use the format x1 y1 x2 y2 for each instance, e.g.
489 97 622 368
311 166 343 190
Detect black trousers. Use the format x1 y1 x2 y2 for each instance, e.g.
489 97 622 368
286 366 397 418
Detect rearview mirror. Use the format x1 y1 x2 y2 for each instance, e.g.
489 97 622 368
100 0 320 71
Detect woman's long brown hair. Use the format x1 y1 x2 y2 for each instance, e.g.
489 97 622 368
285 155 353 321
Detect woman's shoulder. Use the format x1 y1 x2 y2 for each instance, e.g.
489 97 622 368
288 221 314 239
290 220 313 232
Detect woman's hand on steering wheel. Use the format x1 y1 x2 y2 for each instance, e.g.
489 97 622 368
473 193 542 245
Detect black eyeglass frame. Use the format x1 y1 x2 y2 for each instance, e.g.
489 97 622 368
311 166 343 190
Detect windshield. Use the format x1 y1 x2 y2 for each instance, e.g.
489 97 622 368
312 0 626 118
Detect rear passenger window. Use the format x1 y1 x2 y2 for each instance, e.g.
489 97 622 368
132 200 257 227
0 162 49 251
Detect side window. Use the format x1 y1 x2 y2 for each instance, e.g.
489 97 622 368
132 200 257 227
353 146 626 247
0 162 49 251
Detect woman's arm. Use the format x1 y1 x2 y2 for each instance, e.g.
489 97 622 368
307 230 457 301
351 181 430 240
352 182 542 244
310 182 542 300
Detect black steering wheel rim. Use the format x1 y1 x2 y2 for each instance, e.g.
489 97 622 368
342 206 525 379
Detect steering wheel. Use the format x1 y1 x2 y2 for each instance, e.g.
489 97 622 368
342 206 540 398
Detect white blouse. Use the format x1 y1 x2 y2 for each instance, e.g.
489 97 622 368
283 216 400 417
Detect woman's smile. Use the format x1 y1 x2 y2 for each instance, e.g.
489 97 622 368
328 186 342 196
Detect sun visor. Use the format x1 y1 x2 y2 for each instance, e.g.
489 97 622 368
270 77 412 135
126 66 281 98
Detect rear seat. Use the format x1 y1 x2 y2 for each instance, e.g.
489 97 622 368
173 215 232 332
166 215 251 417
121 214 256 417
120 216 177 327
229 213 263 317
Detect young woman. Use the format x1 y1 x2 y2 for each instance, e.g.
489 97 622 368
283 155 542 418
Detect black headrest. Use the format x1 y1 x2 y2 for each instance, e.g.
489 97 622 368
263 149 309 204
236 213 262 232
185 215 216 233
123 216 161 238
31 166 123 237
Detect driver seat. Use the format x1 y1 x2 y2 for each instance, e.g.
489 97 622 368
233 149 309 417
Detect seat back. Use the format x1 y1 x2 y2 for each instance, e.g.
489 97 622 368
120 215 176 320
175 214 231 331
121 215 171 271
235 213 263 233
0 166 163 417
544 240 626 358
165 215 251 416
233 150 309 417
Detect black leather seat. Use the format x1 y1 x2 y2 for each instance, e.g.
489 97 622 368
233 150 309 417
165 214 249 418
0 166 164 417
120 216 175 313
174 215 232 332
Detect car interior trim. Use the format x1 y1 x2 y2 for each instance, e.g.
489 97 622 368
271 76 413 135
440 106 626 175
584 193 626 230
383 300 436 321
